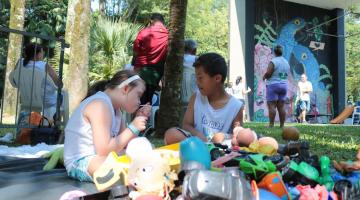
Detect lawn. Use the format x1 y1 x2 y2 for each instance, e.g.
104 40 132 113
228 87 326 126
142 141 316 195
1 122 359 161
149 122 359 161
243 122 360 161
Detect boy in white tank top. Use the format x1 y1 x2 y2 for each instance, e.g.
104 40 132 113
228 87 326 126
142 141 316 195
164 53 243 145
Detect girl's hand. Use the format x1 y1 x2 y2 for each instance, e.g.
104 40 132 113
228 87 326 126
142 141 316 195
132 116 147 132
136 104 152 118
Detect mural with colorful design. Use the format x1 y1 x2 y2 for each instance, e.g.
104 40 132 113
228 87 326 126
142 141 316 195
253 0 335 122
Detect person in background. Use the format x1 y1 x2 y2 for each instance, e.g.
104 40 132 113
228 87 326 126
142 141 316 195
183 39 197 68
133 13 169 105
297 73 313 123
233 76 251 121
263 45 290 128
181 39 198 103
225 82 234 96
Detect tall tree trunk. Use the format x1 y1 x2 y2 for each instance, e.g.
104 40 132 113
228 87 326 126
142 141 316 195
64 0 91 113
2 0 25 117
156 0 188 137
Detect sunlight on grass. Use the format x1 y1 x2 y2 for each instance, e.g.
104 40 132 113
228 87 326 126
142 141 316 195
245 122 360 161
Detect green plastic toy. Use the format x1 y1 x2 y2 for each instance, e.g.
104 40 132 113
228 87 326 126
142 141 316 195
318 156 334 190
282 160 319 187
42 147 64 171
238 154 276 181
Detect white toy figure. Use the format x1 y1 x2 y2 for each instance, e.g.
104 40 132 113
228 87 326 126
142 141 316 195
126 138 177 200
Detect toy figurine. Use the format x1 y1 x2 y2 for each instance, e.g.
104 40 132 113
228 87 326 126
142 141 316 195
231 127 257 147
333 148 360 174
126 138 178 200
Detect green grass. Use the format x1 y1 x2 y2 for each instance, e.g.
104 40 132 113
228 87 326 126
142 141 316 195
1 122 359 161
244 122 360 161
149 122 360 161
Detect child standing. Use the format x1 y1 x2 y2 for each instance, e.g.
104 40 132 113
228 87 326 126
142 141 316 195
164 53 243 145
64 70 151 182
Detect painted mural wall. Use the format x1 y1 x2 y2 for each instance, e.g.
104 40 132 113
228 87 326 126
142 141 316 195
253 0 336 122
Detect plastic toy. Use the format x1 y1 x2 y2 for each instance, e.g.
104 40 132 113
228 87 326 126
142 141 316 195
93 151 130 191
236 140 278 156
333 179 360 200
238 154 276 181
93 138 180 192
333 148 360 174
207 143 226 161
278 140 319 166
258 137 279 151
181 169 255 200
258 188 281 200
42 147 64 170
232 127 257 147
295 184 328 200
282 161 319 187
127 138 177 200
282 126 300 141
135 195 163 200
332 171 360 186
180 137 211 170
257 172 291 200
318 156 334 191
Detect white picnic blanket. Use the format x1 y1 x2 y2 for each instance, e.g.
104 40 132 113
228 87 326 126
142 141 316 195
0 143 63 158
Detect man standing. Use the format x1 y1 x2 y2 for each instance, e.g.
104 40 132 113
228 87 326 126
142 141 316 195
297 74 313 123
133 13 169 104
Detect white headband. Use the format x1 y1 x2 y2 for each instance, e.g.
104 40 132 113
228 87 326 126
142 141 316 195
117 75 141 89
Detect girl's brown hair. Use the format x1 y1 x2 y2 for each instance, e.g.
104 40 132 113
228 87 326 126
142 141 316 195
84 70 144 100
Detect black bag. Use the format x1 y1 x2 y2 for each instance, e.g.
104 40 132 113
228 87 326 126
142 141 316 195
30 117 61 145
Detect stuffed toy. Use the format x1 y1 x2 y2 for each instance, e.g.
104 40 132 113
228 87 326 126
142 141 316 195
126 138 177 200
333 148 360 173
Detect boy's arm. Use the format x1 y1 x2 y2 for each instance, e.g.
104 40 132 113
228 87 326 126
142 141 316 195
232 106 244 128
182 93 208 142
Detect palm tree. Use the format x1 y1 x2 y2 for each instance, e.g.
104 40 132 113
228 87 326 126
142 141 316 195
156 0 188 136
3 0 25 116
64 0 91 113
89 17 141 83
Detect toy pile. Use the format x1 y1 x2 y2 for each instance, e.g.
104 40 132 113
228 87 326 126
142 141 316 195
86 127 360 200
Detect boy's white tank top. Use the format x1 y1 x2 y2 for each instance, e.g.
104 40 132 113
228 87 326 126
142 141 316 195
193 90 241 140
64 91 122 170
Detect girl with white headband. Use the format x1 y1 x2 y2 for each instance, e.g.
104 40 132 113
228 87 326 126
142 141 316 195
64 70 151 182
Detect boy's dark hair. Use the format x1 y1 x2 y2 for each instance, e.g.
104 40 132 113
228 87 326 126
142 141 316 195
194 52 227 83
23 43 44 66
150 13 165 24
274 45 283 56
84 70 144 100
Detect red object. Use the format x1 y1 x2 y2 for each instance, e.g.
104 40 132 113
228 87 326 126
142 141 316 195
133 22 169 70
258 172 290 200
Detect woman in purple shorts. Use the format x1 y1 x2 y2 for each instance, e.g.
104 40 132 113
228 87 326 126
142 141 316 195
263 45 290 128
